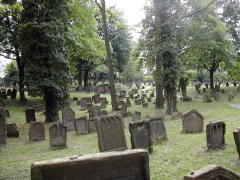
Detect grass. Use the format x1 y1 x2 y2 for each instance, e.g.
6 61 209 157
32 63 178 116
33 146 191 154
1 86 240 180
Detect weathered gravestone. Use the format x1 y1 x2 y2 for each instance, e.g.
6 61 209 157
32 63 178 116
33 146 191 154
184 165 240 180
129 120 152 153
96 115 127 152
133 111 141 121
7 123 19 138
0 108 6 145
92 94 101 104
206 121 226 150
233 128 240 159
7 89 11 96
203 93 212 102
25 108 36 123
131 89 138 94
88 118 97 132
78 97 92 109
182 109 204 133
143 103 148 108
29 122 45 142
74 116 89 135
49 122 67 148
11 88 17 99
31 149 150 180
5 109 10 118
62 108 75 131
228 93 234 101
95 85 106 94
147 97 151 102
149 117 167 143
134 99 142 105
88 106 101 119
155 111 165 120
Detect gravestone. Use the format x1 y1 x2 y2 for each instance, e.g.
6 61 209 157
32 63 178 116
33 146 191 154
74 116 89 135
149 117 167 143
206 121 226 150
233 128 240 159
129 120 152 153
133 111 141 121
31 149 150 180
147 97 151 102
143 103 148 108
126 98 131 107
25 108 36 123
78 97 92 109
228 94 234 101
0 108 6 145
7 89 11 96
101 110 108 116
29 122 45 141
49 122 67 148
92 94 101 104
89 106 101 118
119 103 128 111
131 89 138 94
5 109 10 118
182 109 204 133
11 89 17 99
62 108 75 131
72 97 78 101
96 115 127 152
203 93 212 102
134 99 142 105
155 111 165 120
7 123 19 138
184 165 240 180
95 85 106 94
88 118 97 132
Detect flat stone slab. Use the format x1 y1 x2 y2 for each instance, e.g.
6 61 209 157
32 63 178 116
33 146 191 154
31 149 150 180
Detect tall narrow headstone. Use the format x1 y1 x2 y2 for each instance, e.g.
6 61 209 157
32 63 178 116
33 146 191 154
0 108 6 145
74 116 89 135
31 149 150 180
96 115 127 152
206 121 226 150
233 128 240 159
25 109 36 123
129 120 152 153
149 117 167 143
49 122 67 148
62 108 75 131
132 111 141 121
29 122 45 142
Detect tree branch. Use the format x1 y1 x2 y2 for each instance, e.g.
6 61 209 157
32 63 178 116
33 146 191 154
95 0 102 11
0 53 15 60
183 0 216 19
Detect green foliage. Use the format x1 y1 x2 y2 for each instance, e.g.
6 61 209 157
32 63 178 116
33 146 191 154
3 61 18 83
20 0 71 99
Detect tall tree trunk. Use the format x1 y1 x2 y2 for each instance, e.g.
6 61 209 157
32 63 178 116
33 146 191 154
16 53 27 104
45 87 59 123
155 54 164 109
78 69 82 86
181 86 187 97
209 70 214 90
97 0 119 111
84 70 89 88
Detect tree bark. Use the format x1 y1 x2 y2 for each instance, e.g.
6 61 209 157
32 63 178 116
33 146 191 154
97 0 119 111
155 55 164 109
78 69 82 86
16 52 27 104
44 87 59 123
209 70 214 90
84 70 89 88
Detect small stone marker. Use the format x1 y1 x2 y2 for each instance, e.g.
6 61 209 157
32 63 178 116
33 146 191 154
29 122 45 142
31 149 150 180
49 122 67 148
134 99 142 105
184 165 240 180
7 123 19 138
129 120 152 153
74 116 89 135
11 89 17 99
149 117 167 143
5 109 10 118
0 108 6 145
133 111 141 121
96 115 127 152
25 109 36 123
182 109 204 133
88 118 97 132
92 94 101 103
206 121 226 150
233 128 240 159
78 97 92 109
89 106 101 118
62 108 75 131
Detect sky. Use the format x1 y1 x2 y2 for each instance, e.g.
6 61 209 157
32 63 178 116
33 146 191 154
0 0 146 77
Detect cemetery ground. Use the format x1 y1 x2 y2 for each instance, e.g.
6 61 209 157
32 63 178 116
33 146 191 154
1 86 240 179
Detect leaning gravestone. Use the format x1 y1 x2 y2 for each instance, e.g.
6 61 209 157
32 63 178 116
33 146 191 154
74 116 89 135
0 108 6 145
133 111 141 121
129 120 152 153
31 149 150 180
184 165 240 180
233 128 240 159
206 121 226 150
29 122 45 142
149 117 167 143
49 122 67 148
62 108 75 131
182 109 204 133
7 123 19 138
96 115 127 152
25 108 36 123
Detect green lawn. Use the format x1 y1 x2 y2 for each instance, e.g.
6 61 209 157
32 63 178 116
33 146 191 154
1 87 240 180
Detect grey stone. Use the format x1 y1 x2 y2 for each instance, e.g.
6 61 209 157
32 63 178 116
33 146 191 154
89 106 101 118
49 122 67 148
133 111 141 121
29 122 45 141
74 116 89 135
62 108 75 131
7 123 19 138
149 117 167 143
182 109 204 133
233 128 240 159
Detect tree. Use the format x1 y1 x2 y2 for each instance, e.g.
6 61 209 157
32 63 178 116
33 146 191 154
185 1 233 89
95 0 119 111
0 0 27 103
3 61 18 84
20 0 70 122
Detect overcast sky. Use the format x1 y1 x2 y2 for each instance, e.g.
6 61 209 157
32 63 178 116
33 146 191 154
0 0 146 77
